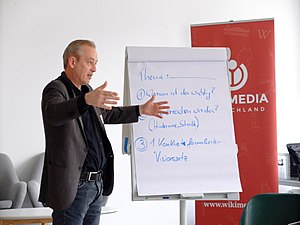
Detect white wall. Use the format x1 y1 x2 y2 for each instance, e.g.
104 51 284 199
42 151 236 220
0 0 299 224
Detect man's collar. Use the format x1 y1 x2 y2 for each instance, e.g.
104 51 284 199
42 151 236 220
61 71 89 94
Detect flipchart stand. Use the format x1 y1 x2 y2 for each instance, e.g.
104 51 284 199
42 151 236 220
122 46 242 225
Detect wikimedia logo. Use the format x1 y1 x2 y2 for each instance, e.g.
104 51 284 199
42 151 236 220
228 48 248 91
228 48 269 113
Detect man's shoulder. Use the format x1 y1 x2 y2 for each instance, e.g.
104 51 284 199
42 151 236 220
44 78 66 90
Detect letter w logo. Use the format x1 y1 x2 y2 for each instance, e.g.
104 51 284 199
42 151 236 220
258 29 271 39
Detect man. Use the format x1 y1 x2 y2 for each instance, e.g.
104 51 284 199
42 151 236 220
39 39 169 225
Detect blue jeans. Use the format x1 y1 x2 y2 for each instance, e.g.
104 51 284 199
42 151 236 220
52 179 104 225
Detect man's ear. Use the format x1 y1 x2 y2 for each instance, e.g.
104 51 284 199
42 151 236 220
68 56 77 69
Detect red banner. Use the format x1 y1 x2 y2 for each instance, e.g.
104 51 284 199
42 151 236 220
191 19 277 225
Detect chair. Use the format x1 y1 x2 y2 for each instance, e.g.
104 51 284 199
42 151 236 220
287 143 300 180
240 193 300 225
26 152 109 207
27 152 45 207
0 153 27 209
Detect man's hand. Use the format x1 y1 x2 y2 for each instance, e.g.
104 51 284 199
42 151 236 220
139 96 170 119
85 81 120 110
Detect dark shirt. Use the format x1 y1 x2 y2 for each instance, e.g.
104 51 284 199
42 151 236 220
72 84 106 172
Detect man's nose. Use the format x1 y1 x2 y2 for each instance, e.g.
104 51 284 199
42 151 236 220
91 64 96 72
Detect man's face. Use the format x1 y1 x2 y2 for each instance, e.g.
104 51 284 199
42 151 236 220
69 45 98 88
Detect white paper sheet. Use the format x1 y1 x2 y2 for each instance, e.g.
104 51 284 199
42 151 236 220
125 46 242 196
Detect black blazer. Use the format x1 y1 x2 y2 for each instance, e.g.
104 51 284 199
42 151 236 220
39 73 139 210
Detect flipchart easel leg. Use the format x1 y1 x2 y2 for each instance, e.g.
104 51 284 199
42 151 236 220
180 200 196 225
180 200 187 225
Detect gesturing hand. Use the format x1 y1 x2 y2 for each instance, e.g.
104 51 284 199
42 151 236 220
139 96 170 119
85 81 120 110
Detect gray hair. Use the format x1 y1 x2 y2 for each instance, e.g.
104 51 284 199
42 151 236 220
63 40 96 69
